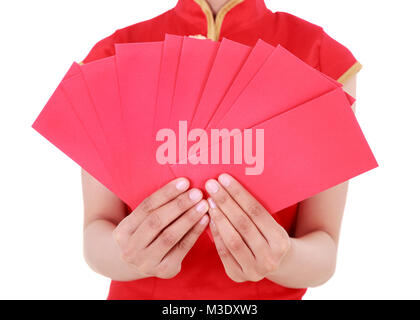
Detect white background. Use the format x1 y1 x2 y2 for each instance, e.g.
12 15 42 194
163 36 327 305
0 0 419 300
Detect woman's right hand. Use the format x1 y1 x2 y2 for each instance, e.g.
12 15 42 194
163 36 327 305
112 178 209 279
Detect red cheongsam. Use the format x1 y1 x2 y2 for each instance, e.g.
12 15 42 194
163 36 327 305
82 0 362 300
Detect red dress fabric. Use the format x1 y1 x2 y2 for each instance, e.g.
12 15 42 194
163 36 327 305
82 0 361 300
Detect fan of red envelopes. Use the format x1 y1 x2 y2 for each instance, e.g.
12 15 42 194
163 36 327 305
33 34 378 222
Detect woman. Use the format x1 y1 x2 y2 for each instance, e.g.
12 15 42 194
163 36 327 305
82 0 361 299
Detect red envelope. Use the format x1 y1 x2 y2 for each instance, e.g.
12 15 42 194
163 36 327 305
186 39 273 166
190 38 251 130
207 41 355 130
180 44 355 167
206 39 275 128
170 88 378 213
32 70 121 201
60 67 114 176
115 42 164 197
153 34 184 135
153 35 185 187
78 56 129 193
218 44 345 129
168 36 219 133
33 36 377 221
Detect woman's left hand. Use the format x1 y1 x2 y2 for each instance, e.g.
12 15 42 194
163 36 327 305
205 174 291 283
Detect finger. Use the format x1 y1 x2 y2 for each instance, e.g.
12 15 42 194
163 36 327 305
115 177 190 238
147 200 209 259
205 179 267 253
161 214 209 266
131 188 204 248
207 200 255 268
209 216 245 283
218 174 281 243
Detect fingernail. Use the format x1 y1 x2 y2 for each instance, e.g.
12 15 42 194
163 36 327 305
176 179 188 191
206 180 219 194
200 215 209 225
189 189 202 201
196 201 208 213
219 174 231 187
208 198 217 209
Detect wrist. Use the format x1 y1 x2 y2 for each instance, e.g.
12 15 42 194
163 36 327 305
265 237 296 282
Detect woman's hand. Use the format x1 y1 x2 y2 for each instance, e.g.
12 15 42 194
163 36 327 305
205 173 291 283
113 178 209 279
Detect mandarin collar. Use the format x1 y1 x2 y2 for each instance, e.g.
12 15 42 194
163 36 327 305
174 0 270 40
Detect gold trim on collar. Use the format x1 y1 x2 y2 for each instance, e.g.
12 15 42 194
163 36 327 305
215 0 244 41
337 61 362 84
194 0 244 41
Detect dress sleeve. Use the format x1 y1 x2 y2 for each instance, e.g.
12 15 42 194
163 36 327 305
319 30 362 84
81 31 118 64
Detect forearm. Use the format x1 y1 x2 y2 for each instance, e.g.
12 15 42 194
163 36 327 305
266 230 338 289
83 219 148 281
